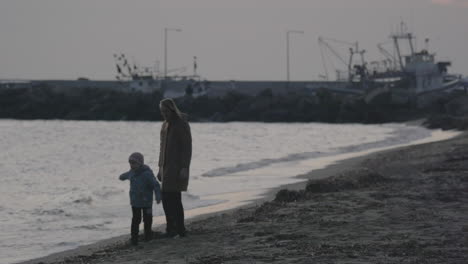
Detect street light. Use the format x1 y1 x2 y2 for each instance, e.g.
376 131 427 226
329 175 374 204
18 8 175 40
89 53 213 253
286 30 304 83
164 27 182 81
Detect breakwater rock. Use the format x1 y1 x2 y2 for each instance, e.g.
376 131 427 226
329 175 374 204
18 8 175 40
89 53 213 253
1 85 467 126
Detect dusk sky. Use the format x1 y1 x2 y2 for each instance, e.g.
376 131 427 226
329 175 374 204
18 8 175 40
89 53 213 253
0 0 467 81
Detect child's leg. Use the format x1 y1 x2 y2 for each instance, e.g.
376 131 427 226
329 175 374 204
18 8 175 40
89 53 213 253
143 207 153 240
131 207 142 244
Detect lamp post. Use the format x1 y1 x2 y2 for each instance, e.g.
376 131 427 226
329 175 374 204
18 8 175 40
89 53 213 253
286 30 304 83
164 27 182 81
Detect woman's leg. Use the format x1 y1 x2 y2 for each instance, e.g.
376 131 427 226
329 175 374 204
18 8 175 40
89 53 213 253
173 192 186 236
162 192 176 236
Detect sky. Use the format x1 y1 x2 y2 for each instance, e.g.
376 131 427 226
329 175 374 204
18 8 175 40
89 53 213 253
0 0 467 81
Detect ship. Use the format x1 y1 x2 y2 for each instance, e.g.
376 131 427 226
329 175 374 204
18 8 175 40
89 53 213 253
318 22 462 107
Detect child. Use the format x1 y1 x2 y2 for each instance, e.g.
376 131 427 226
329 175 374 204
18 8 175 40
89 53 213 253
119 152 161 245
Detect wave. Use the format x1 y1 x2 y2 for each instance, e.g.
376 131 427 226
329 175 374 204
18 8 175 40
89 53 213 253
55 241 79 247
92 187 123 199
334 125 431 153
72 196 93 204
32 208 68 216
74 221 112 230
184 192 201 201
182 192 227 211
201 125 431 178
183 198 226 211
201 151 327 177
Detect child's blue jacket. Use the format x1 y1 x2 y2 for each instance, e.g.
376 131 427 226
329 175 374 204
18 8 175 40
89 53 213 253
119 165 162 208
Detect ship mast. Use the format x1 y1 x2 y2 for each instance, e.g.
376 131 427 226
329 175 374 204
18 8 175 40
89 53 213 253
390 21 415 70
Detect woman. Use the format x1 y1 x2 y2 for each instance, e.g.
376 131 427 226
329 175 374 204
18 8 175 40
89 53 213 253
157 98 192 238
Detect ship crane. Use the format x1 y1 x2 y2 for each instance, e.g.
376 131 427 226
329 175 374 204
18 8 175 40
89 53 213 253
318 37 366 82
377 42 397 71
113 53 137 80
114 54 165 81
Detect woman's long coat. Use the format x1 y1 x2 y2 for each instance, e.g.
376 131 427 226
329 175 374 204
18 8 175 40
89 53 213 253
158 117 192 192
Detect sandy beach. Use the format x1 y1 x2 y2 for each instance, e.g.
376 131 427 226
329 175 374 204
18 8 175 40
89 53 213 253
20 131 468 264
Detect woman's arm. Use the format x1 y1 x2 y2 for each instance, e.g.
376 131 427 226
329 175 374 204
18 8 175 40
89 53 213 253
179 121 192 169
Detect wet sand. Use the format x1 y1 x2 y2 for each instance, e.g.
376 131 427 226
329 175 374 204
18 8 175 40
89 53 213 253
21 131 468 264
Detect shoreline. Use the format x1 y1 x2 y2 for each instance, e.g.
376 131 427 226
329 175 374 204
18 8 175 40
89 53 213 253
16 127 463 264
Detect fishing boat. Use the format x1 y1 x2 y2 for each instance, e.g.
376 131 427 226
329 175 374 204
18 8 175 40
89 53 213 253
318 22 462 106
113 53 208 97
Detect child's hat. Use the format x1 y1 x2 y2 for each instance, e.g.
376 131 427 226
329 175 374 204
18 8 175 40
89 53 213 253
129 152 144 165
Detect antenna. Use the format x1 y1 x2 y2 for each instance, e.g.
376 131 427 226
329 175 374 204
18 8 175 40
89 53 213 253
193 56 198 77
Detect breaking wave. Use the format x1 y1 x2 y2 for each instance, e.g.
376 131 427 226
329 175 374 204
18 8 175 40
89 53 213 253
202 151 327 177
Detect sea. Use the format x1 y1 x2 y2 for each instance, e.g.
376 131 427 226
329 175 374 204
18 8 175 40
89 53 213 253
0 120 457 263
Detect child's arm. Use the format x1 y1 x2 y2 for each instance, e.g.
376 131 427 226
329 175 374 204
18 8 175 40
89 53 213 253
119 171 131 181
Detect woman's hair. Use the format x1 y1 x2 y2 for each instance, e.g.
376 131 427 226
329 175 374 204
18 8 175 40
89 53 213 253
159 98 187 120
